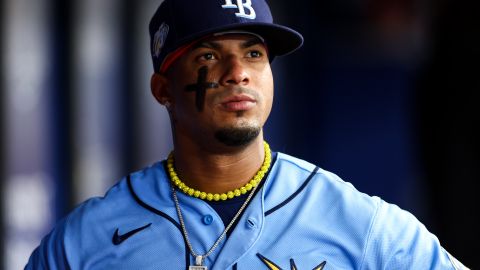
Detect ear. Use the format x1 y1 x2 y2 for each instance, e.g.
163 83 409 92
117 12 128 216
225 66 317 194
151 73 172 109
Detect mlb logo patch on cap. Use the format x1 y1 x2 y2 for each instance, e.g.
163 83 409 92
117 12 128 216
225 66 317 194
153 22 169 58
149 0 304 73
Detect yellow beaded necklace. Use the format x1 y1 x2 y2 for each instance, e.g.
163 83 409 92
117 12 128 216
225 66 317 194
167 141 271 201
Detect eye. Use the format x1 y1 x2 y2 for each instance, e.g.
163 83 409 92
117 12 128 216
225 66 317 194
198 52 216 61
247 50 263 58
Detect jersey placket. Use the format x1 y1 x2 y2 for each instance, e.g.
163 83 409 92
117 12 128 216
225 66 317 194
175 191 229 268
210 183 265 269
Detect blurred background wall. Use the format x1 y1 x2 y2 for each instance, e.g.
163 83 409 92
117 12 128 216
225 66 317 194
0 0 478 269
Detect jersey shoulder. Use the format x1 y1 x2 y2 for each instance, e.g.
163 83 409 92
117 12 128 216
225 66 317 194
266 152 382 218
269 153 467 269
25 161 166 269
361 197 468 269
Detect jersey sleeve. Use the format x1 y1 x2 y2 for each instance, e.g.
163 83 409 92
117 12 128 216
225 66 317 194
360 200 469 269
24 218 71 270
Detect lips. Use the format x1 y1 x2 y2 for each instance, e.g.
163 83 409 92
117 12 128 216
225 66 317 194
220 95 257 112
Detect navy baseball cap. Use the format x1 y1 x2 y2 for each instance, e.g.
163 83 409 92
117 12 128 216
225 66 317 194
149 0 304 73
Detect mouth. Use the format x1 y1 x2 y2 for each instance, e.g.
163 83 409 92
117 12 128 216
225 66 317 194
220 94 257 112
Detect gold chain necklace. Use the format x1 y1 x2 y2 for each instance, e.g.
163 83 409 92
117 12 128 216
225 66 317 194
167 141 271 201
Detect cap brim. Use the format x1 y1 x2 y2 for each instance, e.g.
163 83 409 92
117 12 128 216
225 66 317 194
173 22 304 58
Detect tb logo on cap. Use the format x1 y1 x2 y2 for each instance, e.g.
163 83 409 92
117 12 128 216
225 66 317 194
222 0 256 19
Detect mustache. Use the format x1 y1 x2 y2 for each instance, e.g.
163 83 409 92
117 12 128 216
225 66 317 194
211 86 261 103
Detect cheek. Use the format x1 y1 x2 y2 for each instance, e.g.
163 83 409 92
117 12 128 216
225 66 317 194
168 85 194 122
170 71 197 107
258 67 274 111
172 93 198 122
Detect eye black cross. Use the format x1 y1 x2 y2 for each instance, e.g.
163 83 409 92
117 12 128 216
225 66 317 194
185 66 219 111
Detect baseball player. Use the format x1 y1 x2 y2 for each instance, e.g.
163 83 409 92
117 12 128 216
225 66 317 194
26 0 468 269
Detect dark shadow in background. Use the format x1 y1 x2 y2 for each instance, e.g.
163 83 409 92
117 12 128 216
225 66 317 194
417 1 479 267
267 0 477 267
268 0 424 214
1 0 6 267
119 0 141 173
49 0 74 220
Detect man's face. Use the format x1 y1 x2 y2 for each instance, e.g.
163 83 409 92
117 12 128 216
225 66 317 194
157 34 274 148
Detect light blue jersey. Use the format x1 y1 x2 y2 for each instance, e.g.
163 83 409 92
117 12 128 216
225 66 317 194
26 153 466 269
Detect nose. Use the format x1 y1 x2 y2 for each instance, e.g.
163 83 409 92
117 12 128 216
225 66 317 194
220 56 249 86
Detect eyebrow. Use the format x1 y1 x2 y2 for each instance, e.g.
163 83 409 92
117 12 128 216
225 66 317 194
192 40 221 50
240 37 264 49
191 37 265 51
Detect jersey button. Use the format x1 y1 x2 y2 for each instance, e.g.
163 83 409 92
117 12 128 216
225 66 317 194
246 217 257 229
202 215 213 225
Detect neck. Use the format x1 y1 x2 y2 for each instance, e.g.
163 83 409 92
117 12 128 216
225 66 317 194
171 134 265 194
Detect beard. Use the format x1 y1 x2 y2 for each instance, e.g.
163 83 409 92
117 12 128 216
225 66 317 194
214 125 261 147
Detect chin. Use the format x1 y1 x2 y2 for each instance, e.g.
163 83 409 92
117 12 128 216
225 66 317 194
214 125 261 147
